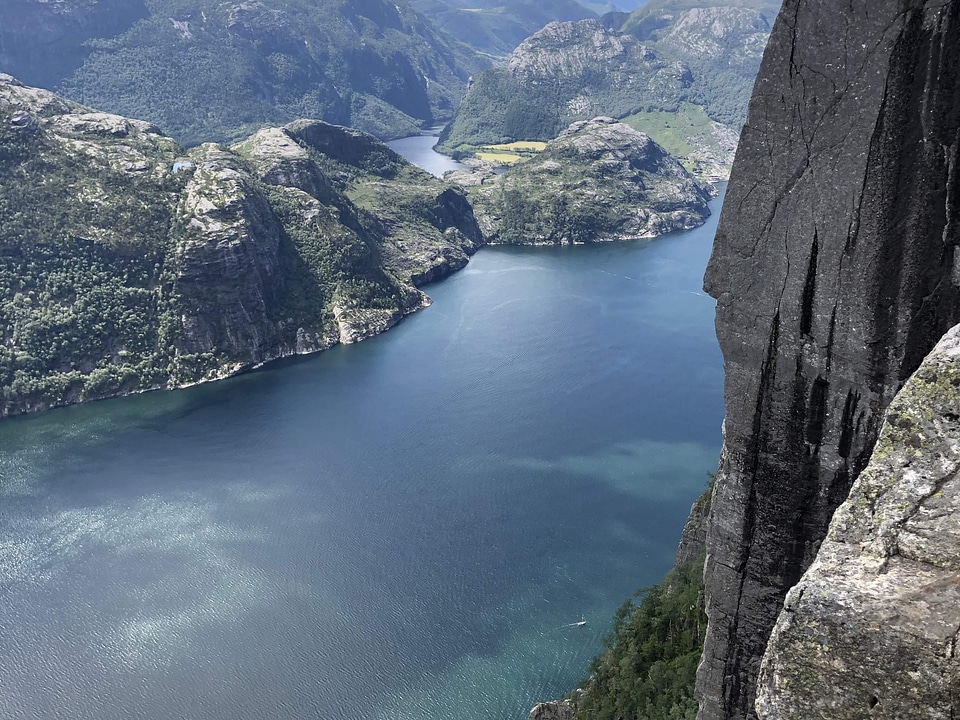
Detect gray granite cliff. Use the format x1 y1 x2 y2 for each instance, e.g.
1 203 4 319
756 322 960 719
699 1 960 718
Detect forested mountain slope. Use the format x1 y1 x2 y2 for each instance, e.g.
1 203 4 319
0 0 486 144
0 75 482 415
438 0 778 175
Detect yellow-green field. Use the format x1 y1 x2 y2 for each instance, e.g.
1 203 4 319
475 141 548 165
476 152 525 164
488 141 547 152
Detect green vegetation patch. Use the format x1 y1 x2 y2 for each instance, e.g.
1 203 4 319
572 554 707 720
0 112 186 413
622 103 736 176
622 104 715 159
473 140 547 166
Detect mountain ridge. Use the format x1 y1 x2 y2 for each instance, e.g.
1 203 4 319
0 74 483 415
437 0 778 176
0 0 486 145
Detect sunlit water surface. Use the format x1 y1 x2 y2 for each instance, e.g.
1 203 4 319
0 136 725 719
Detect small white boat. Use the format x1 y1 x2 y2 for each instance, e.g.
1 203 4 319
575 615 586 627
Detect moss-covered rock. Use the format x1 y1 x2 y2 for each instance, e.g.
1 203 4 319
756 323 960 720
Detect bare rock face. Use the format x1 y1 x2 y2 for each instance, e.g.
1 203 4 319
528 699 577 720
173 145 285 365
756 323 960 720
506 20 646 82
699 1 960 718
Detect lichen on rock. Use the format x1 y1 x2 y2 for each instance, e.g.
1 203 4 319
756 323 960 720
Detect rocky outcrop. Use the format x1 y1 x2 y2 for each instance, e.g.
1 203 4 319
676 483 713 567
0 76 484 415
463 117 713 245
698 1 960 719
528 699 577 720
172 144 286 365
756 323 960 720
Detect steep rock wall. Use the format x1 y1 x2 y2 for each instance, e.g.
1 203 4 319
699 1 960 718
755 323 960 719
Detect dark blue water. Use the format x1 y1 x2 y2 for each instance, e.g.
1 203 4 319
0 187 725 720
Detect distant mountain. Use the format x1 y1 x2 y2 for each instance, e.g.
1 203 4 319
0 75 483 415
437 0 778 177
409 0 598 57
621 0 779 125
455 117 713 245
0 0 487 145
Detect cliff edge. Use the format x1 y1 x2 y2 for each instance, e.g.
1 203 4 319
699 1 960 718
756 322 960 719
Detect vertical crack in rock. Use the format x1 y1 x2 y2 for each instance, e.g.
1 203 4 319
756 324 960 719
699 1 960 718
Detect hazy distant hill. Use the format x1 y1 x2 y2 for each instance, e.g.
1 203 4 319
0 0 487 145
409 0 598 57
621 0 779 125
437 0 778 176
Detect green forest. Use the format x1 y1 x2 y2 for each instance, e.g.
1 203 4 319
5 0 483 146
572 555 707 720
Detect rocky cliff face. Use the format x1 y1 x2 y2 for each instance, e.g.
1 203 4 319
699 1 960 718
0 75 483 415
755 322 960 720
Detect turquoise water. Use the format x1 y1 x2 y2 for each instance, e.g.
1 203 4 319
0 186 725 719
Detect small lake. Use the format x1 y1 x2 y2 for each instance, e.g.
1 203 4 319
0 145 725 718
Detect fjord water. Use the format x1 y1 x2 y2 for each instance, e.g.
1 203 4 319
0 184 725 718
386 127 468 177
